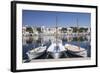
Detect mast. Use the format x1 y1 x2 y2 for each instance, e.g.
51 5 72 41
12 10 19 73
76 18 80 50
56 16 58 45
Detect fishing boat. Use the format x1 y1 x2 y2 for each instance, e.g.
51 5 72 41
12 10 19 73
64 18 87 57
65 44 87 57
47 39 67 59
47 16 67 59
26 45 47 60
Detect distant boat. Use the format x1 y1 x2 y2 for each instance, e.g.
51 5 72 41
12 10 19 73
26 45 47 60
47 39 67 59
65 44 87 57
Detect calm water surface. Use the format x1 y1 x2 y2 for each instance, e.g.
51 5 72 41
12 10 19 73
22 35 91 60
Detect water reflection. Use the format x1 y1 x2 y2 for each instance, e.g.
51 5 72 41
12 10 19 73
22 34 91 60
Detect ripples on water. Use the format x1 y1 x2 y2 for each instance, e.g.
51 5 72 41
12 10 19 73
22 35 91 60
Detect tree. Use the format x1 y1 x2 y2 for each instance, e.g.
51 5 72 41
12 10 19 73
70 27 88 33
71 27 77 33
79 28 88 33
37 27 42 33
61 27 67 33
26 27 33 33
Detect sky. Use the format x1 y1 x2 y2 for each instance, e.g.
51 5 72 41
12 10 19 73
22 10 91 28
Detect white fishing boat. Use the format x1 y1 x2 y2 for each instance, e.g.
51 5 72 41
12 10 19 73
47 16 67 59
26 46 47 60
64 18 87 57
47 39 67 59
65 44 87 57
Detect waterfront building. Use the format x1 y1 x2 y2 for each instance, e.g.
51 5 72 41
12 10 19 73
67 27 73 34
31 26 38 35
87 27 91 35
41 26 57 35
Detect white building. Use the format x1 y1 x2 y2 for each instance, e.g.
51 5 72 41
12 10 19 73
41 26 62 35
31 26 38 35
67 28 73 34
22 26 26 36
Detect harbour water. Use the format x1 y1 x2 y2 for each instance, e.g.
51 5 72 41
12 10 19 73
22 34 91 62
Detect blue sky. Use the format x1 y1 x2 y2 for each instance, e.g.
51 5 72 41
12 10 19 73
22 10 91 27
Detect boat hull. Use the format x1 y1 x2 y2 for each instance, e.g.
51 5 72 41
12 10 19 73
27 51 45 60
26 46 46 60
67 50 87 57
65 44 87 57
49 52 63 59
